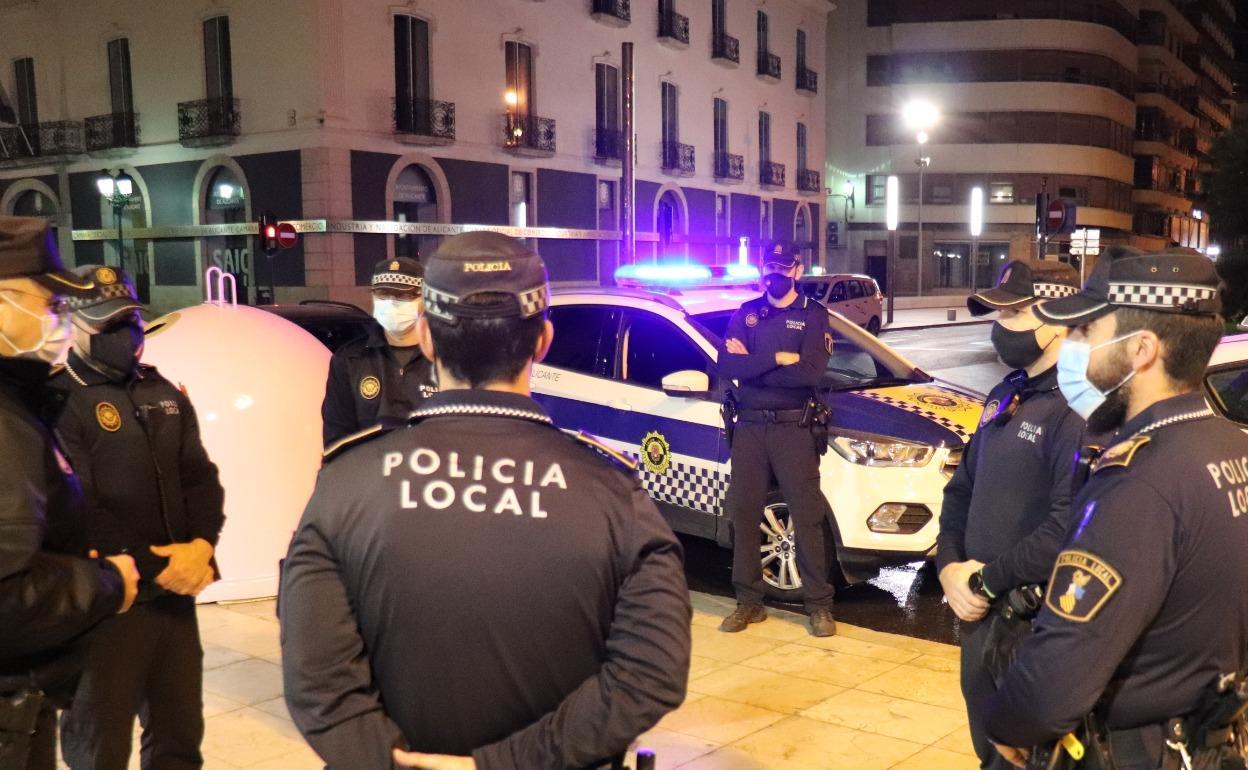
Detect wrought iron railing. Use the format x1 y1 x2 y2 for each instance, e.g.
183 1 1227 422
798 168 821 192
758 51 781 78
658 8 690 44
591 0 630 22
393 98 456 140
713 152 744 180
713 32 740 63
661 141 695 174
797 67 818 93
504 113 557 153
177 97 241 144
760 160 786 187
84 112 140 151
0 120 83 161
595 127 624 160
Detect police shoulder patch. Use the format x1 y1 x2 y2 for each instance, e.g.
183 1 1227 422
322 423 394 463
574 430 639 474
1091 434 1152 474
1045 549 1123 622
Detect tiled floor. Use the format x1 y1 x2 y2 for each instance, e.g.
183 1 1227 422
79 592 977 770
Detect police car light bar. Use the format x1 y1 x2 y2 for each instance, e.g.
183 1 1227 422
614 262 761 289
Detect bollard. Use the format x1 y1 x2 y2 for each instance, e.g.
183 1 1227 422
947 308 957 322
635 749 656 770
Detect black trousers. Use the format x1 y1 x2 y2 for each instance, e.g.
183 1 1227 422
60 595 204 770
725 419 835 611
960 619 1013 770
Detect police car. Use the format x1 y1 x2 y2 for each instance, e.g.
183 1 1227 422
531 264 985 600
1204 333 1248 426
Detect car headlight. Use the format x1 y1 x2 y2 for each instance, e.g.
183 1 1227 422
829 431 935 467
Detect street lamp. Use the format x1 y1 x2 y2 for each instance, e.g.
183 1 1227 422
885 175 900 325
969 187 984 291
902 99 939 297
96 168 135 273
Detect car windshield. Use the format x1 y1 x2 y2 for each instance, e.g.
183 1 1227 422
690 309 929 389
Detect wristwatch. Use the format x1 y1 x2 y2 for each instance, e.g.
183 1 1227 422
967 570 994 600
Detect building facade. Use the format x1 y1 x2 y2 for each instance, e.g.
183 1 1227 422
826 0 1235 296
0 0 830 313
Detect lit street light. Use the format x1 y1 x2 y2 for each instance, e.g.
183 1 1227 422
901 99 939 298
970 187 984 291
96 168 135 275
885 175 899 324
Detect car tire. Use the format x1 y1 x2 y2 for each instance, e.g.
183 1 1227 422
866 316 881 336
759 491 844 603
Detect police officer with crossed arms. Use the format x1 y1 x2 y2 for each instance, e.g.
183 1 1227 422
321 256 437 448
281 232 691 770
982 249 1248 769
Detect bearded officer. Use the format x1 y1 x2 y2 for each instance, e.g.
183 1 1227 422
321 256 436 447
717 240 837 637
0 217 137 770
984 249 1248 770
937 258 1085 770
280 232 691 770
50 265 225 770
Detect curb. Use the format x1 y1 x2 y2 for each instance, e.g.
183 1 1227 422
880 319 992 334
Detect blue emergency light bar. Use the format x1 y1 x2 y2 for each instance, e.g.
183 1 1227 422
614 262 761 289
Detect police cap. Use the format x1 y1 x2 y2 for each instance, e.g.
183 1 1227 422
763 240 799 268
371 256 423 291
0 215 94 296
422 231 549 323
967 258 1079 317
1036 246 1221 325
65 265 142 325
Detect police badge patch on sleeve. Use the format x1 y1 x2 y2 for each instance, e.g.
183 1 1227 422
1045 550 1123 622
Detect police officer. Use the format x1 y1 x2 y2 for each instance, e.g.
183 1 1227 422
938 259 1085 770
49 266 225 770
983 249 1247 769
717 241 836 637
0 218 137 770
321 256 437 447
281 232 691 770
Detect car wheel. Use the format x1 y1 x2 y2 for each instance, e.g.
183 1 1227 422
759 497 805 602
866 316 881 336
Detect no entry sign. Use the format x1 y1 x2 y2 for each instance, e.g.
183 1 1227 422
1046 199 1066 233
276 222 298 249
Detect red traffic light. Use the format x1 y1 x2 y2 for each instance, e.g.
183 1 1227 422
265 225 277 238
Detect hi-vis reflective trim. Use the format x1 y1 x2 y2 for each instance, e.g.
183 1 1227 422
851 385 982 442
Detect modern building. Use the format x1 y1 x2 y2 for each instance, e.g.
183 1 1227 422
826 0 1235 296
0 0 831 313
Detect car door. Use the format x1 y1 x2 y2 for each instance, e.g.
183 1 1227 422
845 279 868 326
608 308 728 537
827 280 851 318
531 303 623 432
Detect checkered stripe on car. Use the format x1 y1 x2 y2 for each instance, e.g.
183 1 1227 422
625 453 729 516
855 392 972 442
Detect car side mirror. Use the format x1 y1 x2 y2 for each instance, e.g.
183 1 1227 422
662 370 710 397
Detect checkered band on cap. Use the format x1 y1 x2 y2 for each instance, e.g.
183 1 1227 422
1033 282 1078 299
517 285 549 318
422 285 458 322
371 272 422 289
1107 282 1218 309
66 282 135 310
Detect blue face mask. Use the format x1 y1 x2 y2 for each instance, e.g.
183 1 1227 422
1057 331 1142 420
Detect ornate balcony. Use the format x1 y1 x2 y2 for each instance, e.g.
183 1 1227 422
713 152 744 181
798 168 821 193
758 51 781 79
760 160 786 187
661 141 695 175
712 32 740 64
393 98 456 145
177 97 240 147
84 112 140 152
0 120 83 165
594 127 624 161
658 8 690 45
503 113 556 156
797 67 818 94
591 0 630 24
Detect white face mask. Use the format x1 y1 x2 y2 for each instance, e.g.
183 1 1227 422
0 290 71 364
373 298 421 336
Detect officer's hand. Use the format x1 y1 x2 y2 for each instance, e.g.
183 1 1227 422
776 352 800 366
992 742 1029 768
939 560 990 622
104 554 139 614
151 539 217 597
726 338 749 355
392 748 476 769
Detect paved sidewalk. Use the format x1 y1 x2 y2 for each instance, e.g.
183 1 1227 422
74 594 976 770
881 305 992 332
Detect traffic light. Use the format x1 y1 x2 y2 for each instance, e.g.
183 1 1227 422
258 212 280 255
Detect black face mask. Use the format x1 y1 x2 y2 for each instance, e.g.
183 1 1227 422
88 322 143 380
762 273 794 300
990 322 1044 370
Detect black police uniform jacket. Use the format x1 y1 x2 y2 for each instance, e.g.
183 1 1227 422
0 359 123 698
717 293 833 409
321 323 437 448
49 352 225 590
938 366 1085 595
280 389 692 770
985 392 1248 746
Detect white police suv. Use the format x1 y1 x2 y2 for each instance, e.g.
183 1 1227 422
1204 333 1248 427
529 264 985 600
